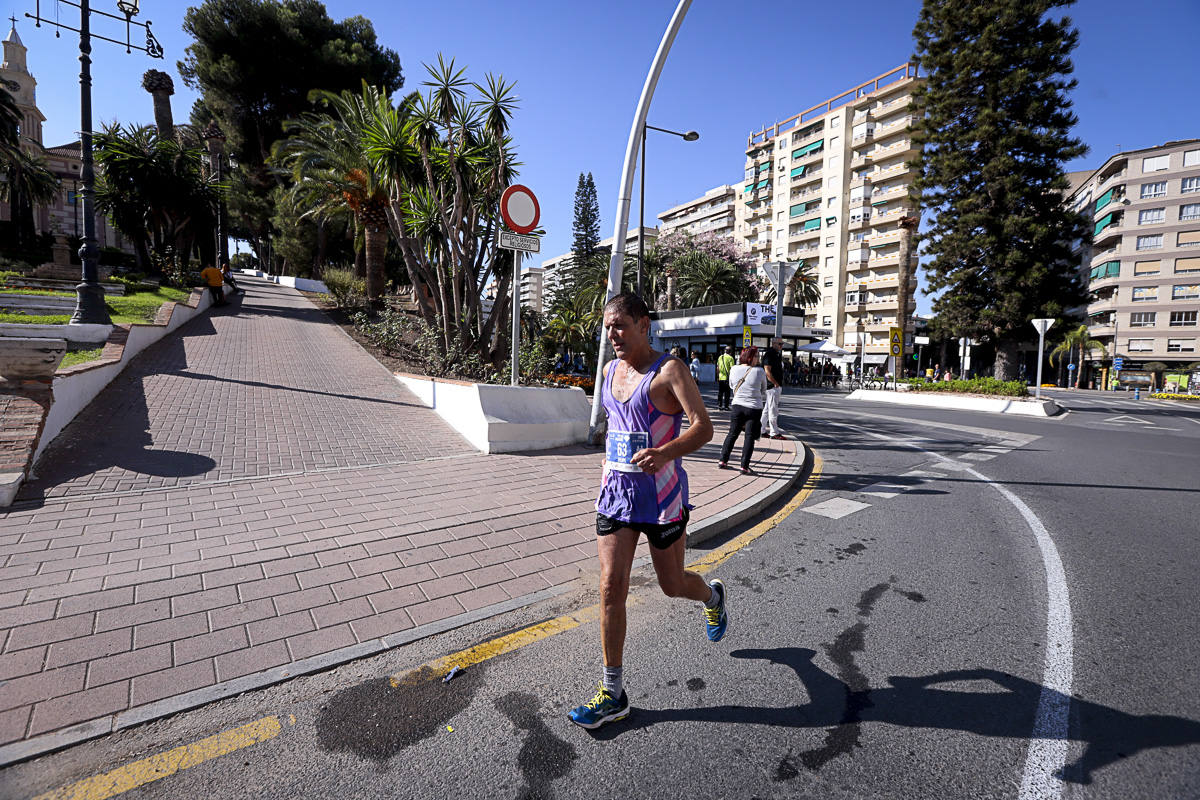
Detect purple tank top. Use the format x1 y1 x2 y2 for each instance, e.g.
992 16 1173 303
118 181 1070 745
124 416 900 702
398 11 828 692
595 353 689 524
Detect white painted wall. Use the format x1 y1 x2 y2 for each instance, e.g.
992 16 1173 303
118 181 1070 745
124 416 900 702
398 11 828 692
847 389 1060 417
395 375 590 453
0 322 113 344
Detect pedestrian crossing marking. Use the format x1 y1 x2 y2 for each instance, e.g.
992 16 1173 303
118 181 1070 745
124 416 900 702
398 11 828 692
1102 415 1155 425
802 497 871 519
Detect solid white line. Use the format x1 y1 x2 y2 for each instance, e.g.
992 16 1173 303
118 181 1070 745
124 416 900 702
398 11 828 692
822 420 1073 797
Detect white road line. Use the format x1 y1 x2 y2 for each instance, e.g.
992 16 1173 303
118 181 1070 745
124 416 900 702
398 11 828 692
802 497 872 519
822 420 1073 798
960 453 996 461
856 482 908 498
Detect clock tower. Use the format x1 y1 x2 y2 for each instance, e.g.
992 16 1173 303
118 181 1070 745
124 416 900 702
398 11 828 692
2 19 45 147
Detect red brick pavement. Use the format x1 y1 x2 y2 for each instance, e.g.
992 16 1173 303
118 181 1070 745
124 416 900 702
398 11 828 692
0 277 800 756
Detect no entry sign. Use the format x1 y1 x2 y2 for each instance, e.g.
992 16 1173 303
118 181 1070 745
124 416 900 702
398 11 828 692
500 184 540 234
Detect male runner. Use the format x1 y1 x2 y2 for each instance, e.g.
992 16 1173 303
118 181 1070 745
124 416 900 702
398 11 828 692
569 292 727 730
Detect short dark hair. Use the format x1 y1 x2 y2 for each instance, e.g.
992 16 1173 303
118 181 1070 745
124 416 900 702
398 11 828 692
603 292 650 321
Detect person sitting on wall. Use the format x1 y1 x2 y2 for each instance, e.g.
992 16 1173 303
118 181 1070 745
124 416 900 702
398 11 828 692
200 264 227 306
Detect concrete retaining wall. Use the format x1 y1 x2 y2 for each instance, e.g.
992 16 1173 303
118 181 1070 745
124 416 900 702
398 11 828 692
395 374 590 453
847 388 1060 416
0 322 113 344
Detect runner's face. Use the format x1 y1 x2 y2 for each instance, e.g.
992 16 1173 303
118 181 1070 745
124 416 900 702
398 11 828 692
604 308 647 360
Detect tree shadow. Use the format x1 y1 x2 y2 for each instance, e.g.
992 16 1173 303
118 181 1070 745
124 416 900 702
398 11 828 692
590 647 1200 785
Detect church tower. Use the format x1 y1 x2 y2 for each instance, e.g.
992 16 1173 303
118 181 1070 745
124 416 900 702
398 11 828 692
2 20 45 147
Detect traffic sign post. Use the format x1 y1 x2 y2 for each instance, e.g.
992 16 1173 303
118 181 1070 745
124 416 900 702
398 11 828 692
762 261 798 340
498 185 541 386
1031 318 1056 400
742 325 752 348
888 326 902 390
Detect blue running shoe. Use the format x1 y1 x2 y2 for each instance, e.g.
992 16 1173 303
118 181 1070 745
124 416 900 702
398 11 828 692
705 579 728 642
568 682 630 729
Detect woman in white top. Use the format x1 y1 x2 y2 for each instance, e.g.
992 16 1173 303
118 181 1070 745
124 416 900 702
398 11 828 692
718 346 769 474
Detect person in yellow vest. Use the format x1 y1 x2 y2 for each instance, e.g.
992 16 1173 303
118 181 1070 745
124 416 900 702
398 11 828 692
199 264 226 306
716 345 735 410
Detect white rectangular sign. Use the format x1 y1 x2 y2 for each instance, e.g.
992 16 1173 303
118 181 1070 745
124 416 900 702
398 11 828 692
500 231 540 253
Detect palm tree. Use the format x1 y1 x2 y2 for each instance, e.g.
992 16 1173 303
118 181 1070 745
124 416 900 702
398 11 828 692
674 251 750 308
1049 324 1107 389
275 85 396 302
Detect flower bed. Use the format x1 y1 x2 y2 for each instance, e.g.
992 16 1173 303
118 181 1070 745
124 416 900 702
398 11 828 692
1149 392 1200 401
541 373 595 392
908 377 1029 398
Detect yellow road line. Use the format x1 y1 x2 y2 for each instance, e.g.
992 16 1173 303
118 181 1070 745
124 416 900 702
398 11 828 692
389 450 823 686
33 716 283 800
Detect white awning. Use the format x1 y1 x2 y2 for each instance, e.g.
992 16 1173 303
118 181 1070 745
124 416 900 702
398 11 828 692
862 354 888 364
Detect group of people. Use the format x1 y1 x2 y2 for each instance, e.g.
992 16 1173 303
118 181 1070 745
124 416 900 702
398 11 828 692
198 261 245 307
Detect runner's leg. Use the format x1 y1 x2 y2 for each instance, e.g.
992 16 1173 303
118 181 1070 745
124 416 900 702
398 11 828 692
648 533 711 603
597 527 640 667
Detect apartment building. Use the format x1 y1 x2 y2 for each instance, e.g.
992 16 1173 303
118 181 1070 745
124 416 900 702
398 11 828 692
657 185 738 239
520 267 545 314
539 227 658 305
735 63 922 358
1069 139 1200 377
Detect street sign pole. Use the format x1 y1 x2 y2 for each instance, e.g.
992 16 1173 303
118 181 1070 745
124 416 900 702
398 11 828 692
763 261 798 341
510 250 521 386
1031 318 1056 400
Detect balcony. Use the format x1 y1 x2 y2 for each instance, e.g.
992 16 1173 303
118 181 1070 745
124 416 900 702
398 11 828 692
870 184 911 204
865 228 902 247
870 252 901 267
1097 158 1127 187
874 115 914 139
1093 187 1126 216
848 213 871 230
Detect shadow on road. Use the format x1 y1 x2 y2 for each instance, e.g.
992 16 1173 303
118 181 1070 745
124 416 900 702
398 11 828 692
591 647 1200 785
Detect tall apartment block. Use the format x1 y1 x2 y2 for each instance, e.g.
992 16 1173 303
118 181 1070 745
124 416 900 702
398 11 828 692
1069 139 1200 378
520 267 545 314
657 185 737 239
735 64 921 357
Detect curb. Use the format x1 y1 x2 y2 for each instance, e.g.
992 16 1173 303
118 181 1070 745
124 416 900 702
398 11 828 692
0 440 810 768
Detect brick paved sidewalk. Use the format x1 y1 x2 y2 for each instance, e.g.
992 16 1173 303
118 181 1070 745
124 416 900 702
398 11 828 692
0 278 802 761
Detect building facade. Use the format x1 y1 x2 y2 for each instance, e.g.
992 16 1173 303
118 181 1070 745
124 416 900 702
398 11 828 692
735 63 922 358
1069 140 1200 384
539 227 658 306
520 266 545 314
1 23 125 252
657 185 737 239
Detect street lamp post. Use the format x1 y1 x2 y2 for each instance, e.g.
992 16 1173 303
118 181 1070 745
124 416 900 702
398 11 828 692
202 123 227 267
26 0 163 326
638 124 698 300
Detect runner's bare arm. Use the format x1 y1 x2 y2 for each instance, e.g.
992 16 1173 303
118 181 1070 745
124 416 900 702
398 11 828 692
631 358 713 473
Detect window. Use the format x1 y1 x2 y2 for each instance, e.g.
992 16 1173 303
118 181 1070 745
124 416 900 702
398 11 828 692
1143 155 1169 172
1181 203 1200 221
1138 208 1165 225
830 136 839 147
1132 286 1158 302
1134 260 1160 275
828 158 838 169
1176 257 1200 273
822 315 832 326
827 197 837 208
1141 181 1167 198
1137 234 1164 250
1185 149 1200 167
1183 177 1200 194
825 237 834 246
1128 338 1153 352
1173 284 1200 300
1129 312 1156 327
831 118 841 128
1170 311 1198 327
1167 339 1196 353
824 257 833 268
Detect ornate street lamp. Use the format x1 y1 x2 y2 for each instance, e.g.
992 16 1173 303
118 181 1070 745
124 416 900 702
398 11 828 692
26 0 163 325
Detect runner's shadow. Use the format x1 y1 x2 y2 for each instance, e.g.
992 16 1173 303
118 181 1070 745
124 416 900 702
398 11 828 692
591 647 1200 785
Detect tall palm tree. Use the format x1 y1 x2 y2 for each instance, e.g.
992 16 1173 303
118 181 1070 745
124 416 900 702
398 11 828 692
674 251 749 308
1049 323 1106 389
275 85 396 302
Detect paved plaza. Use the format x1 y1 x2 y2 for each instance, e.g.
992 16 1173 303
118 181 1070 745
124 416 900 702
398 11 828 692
0 278 801 758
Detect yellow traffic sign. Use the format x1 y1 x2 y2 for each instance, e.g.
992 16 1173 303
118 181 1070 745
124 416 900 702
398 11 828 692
888 327 902 345
743 326 752 347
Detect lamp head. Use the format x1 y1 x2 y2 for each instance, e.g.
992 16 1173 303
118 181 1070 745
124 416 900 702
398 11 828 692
683 130 700 142
116 0 139 17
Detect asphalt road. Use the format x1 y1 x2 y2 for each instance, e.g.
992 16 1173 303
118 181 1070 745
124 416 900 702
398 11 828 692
5 390 1199 800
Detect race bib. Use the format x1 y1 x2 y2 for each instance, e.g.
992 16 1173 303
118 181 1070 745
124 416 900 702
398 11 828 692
605 431 649 472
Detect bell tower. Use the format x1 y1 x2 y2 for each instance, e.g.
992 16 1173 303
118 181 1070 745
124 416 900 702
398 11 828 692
2 19 46 146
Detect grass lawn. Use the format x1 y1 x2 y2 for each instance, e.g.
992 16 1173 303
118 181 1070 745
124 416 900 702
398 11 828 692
60 348 105 368
0 286 191 325
0 287 76 296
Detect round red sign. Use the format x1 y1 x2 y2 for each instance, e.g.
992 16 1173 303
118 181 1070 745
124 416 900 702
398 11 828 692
500 184 540 234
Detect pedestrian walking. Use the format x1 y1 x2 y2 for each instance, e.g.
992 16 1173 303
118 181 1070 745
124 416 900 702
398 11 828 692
569 292 726 730
689 351 702 384
200 264 226 306
716 345 735 410
759 337 786 439
718 346 768 474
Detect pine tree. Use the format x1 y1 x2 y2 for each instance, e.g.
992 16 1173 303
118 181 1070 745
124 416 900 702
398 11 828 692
571 172 601 261
912 0 1090 380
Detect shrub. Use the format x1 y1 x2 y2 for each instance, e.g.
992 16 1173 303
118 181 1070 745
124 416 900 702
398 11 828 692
909 377 1029 397
323 268 367 310
542 373 595 392
352 308 496 381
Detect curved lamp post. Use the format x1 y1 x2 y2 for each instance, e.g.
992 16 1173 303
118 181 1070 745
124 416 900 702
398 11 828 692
638 124 698 299
587 0 693 442
27 0 164 326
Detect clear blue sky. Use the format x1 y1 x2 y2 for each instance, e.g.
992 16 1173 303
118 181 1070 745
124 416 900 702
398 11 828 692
16 0 1199 311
